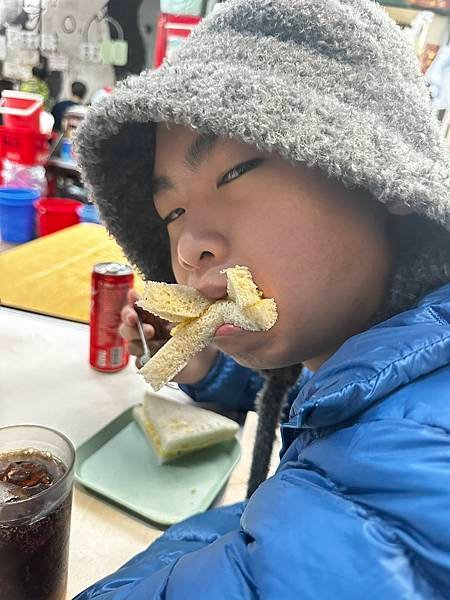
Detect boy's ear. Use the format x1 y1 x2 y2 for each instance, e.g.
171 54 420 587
386 203 414 216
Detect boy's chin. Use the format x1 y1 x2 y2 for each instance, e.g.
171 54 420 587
229 350 296 371
215 330 303 370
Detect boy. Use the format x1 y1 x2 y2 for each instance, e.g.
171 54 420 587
75 0 450 597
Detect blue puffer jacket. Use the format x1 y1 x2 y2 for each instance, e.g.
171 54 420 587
75 284 450 599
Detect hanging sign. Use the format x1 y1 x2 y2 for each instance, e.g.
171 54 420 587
48 53 69 71
100 39 128 66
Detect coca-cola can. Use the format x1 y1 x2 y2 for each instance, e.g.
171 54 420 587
90 262 134 372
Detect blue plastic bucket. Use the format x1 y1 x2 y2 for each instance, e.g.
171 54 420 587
77 203 101 224
0 187 40 243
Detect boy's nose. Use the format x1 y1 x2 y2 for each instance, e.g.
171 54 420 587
177 250 214 272
176 229 227 275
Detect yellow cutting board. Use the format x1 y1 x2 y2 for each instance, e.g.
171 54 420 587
0 223 144 323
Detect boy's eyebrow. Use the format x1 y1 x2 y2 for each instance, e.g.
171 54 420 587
184 132 218 170
152 133 219 195
152 175 174 196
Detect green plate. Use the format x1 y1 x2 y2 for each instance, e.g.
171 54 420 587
74 407 241 526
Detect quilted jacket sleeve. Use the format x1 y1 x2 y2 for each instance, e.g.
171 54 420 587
179 352 265 412
179 352 306 413
73 503 246 600
74 416 442 599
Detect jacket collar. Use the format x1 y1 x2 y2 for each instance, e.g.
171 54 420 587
284 284 450 439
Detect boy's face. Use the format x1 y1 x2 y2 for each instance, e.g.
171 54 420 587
153 124 393 371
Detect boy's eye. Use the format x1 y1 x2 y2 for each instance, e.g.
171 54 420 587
218 157 264 187
163 207 185 225
161 157 264 225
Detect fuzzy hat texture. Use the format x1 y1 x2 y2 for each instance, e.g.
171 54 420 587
76 0 450 312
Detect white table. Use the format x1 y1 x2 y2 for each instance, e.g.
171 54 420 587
0 307 271 598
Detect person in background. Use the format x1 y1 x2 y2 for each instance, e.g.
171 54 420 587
19 65 50 110
51 80 87 132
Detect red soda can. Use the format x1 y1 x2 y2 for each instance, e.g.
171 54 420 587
90 262 134 372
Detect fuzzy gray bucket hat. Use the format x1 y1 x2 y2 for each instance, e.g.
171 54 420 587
76 0 450 312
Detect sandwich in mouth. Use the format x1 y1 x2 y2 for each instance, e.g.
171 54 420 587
137 266 278 391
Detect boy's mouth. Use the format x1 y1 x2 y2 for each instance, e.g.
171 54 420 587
214 323 245 337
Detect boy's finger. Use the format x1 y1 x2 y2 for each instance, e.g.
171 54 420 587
142 323 156 337
119 322 156 342
121 304 137 327
127 289 139 304
118 323 137 341
119 323 150 341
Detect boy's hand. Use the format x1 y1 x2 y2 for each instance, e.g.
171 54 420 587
119 289 219 385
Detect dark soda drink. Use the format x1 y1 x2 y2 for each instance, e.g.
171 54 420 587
0 426 75 600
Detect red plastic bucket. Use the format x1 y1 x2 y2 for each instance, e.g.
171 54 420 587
0 128 51 165
34 198 82 237
0 91 43 132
